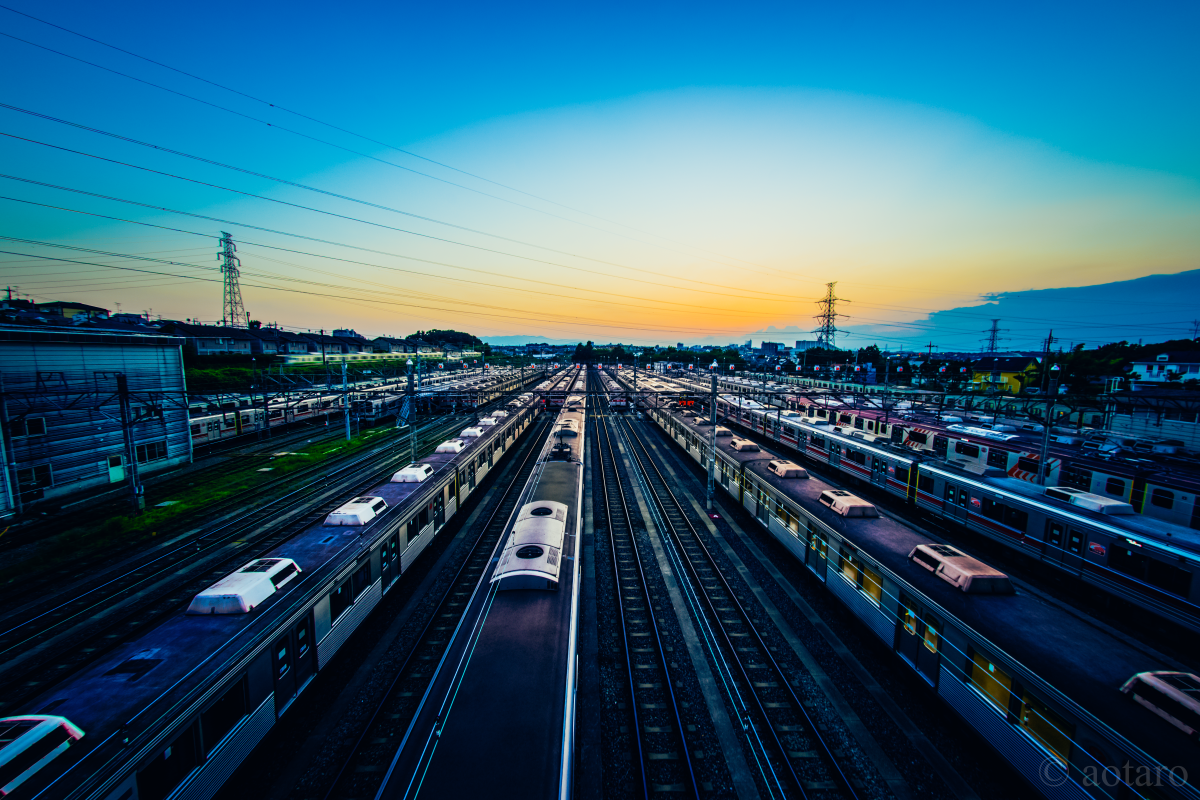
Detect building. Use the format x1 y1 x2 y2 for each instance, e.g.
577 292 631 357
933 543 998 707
970 356 1040 393
372 336 414 354
1107 389 1200 450
160 322 256 355
0 325 191 516
761 342 783 356
248 327 312 356
1129 351 1200 390
793 340 819 351
35 301 110 321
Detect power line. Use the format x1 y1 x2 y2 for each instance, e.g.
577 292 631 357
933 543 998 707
0 3 811 278
0 118 805 299
0 194 782 319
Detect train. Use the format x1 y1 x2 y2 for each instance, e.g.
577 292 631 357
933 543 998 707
619 370 1200 636
615 371 1200 800
669 372 1200 531
378 368 585 800
189 369 532 444
0 388 547 800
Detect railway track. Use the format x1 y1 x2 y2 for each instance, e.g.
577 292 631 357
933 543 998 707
615 411 863 800
595 405 700 798
316 414 555 800
0 411 481 712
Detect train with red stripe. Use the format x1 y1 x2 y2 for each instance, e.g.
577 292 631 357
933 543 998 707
620 371 1200 635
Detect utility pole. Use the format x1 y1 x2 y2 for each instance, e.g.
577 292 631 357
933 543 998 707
342 361 351 442
116 374 144 512
1038 365 1061 485
813 282 848 350
1040 329 1057 393
218 232 249 328
708 365 717 511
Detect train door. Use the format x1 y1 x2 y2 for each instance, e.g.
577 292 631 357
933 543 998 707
895 593 941 686
468 463 476 489
805 528 827 579
828 442 841 468
272 612 314 717
107 454 125 483
943 482 970 522
933 435 948 459
870 457 888 487
1044 519 1085 573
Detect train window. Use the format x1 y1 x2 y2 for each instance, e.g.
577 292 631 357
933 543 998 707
1066 530 1083 554
1046 522 1064 548
901 602 917 635
944 484 956 502
859 564 884 606
847 450 866 465
201 677 248 755
918 474 935 494
933 436 948 456
1110 546 1193 597
274 637 291 680
296 618 311 659
923 615 941 654
191 424 202 435
1018 692 1074 766
137 723 201 800
351 562 372 597
1004 508 1029 534
839 545 861 585
808 532 827 562
810 435 825 449
329 579 352 623
954 441 980 459
895 466 910 484
1150 489 1175 510
1016 456 1039 474
1104 477 1126 497
986 449 1008 469
969 649 1013 713
980 498 1004 521
853 417 864 430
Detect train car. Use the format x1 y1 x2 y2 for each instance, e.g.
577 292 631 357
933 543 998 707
641 391 1200 800
378 385 585 800
631 372 1200 635
14 392 545 800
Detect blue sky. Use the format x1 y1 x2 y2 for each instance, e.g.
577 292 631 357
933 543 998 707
1 0 1197 347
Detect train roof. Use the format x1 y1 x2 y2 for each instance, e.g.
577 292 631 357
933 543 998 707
17 396 539 771
658 402 1199 775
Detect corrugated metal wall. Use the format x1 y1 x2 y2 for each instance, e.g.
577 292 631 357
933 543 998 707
0 327 192 515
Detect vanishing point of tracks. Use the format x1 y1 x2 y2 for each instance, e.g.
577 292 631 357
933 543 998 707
597 379 863 800
318 415 555 800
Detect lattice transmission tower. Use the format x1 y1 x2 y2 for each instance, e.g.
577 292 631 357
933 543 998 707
981 318 1008 354
812 281 848 349
218 231 249 327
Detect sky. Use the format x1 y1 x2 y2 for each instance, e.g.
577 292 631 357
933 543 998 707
1 0 1198 350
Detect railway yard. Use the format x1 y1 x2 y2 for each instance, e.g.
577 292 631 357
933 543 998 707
3 365 1199 800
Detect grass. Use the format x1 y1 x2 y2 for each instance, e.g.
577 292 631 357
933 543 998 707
0 424 411 589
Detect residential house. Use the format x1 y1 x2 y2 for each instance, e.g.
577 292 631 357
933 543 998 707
249 327 312 356
372 336 414 354
1130 352 1200 390
161 322 255 355
970 356 1039 393
35 301 109 321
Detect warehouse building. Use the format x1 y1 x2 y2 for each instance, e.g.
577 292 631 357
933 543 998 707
0 325 192 517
